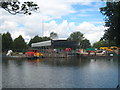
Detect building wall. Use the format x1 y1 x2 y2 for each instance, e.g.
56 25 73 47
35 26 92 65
31 40 80 49
31 40 51 47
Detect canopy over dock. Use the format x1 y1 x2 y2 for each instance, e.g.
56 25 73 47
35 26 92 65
31 40 80 48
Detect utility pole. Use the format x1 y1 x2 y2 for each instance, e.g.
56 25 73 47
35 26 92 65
42 17 44 37
40 10 44 37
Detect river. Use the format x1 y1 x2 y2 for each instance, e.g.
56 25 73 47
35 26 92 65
2 57 118 88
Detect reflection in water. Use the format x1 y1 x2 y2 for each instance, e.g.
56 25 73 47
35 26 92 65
2 57 118 88
28 59 44 64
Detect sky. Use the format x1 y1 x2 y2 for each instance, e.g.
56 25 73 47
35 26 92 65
0 0 107 44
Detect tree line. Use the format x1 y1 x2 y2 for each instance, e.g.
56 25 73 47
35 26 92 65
2 31 91 52
2 32 51 52
92 40 116 49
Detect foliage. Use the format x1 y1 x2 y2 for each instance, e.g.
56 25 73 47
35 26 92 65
28 35 42 46
50 32 58 40
0 0 39 15
42 36 51 41
92 41 103 49
67 31 84 42
2 32 14 51
14 35 28 51
100 1 120 47
1 32 51 51
67 31 91 49
2 31 91 51
92 40 116 49
81 39 91 49
28 35 50 46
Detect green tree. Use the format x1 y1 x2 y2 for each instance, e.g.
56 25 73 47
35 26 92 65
67 31 84 42
50 32 58 40
100 1 120 47
81 39 91 49
0 0 39 15
67 31 91 49
92 40 116 49
28 35 50 46
28 35 42 46
14 35 27 51
42 36 51 41
2 32 14 51
92 41 103 49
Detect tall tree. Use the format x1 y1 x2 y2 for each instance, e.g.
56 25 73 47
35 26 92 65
14 35 27 51
28 35 50 46
67 31 84 42
50 32 58 40
42 36 51 41
28 35 42 46
2 32 13 51
0 0 39 15
100 1 120 47
81 39 91 49
67 31 89 49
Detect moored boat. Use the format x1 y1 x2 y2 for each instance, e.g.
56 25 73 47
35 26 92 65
25 49 44 59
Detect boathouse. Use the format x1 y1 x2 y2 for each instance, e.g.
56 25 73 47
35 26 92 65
31 40 80 49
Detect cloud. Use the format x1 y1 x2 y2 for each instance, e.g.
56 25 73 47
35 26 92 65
42 21 105 44
0 0 105 44
76 22 105 44
0 19 105 44
43 20 70 38
12 31 31 43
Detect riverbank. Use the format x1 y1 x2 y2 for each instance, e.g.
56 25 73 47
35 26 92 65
2 52 119 60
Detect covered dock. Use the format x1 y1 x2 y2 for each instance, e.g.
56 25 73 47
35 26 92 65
31 40 80 49
31 40 80 58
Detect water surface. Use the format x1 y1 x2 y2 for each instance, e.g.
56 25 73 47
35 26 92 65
2 57 118 88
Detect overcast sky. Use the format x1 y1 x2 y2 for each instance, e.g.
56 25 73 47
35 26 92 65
0 0 107 44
